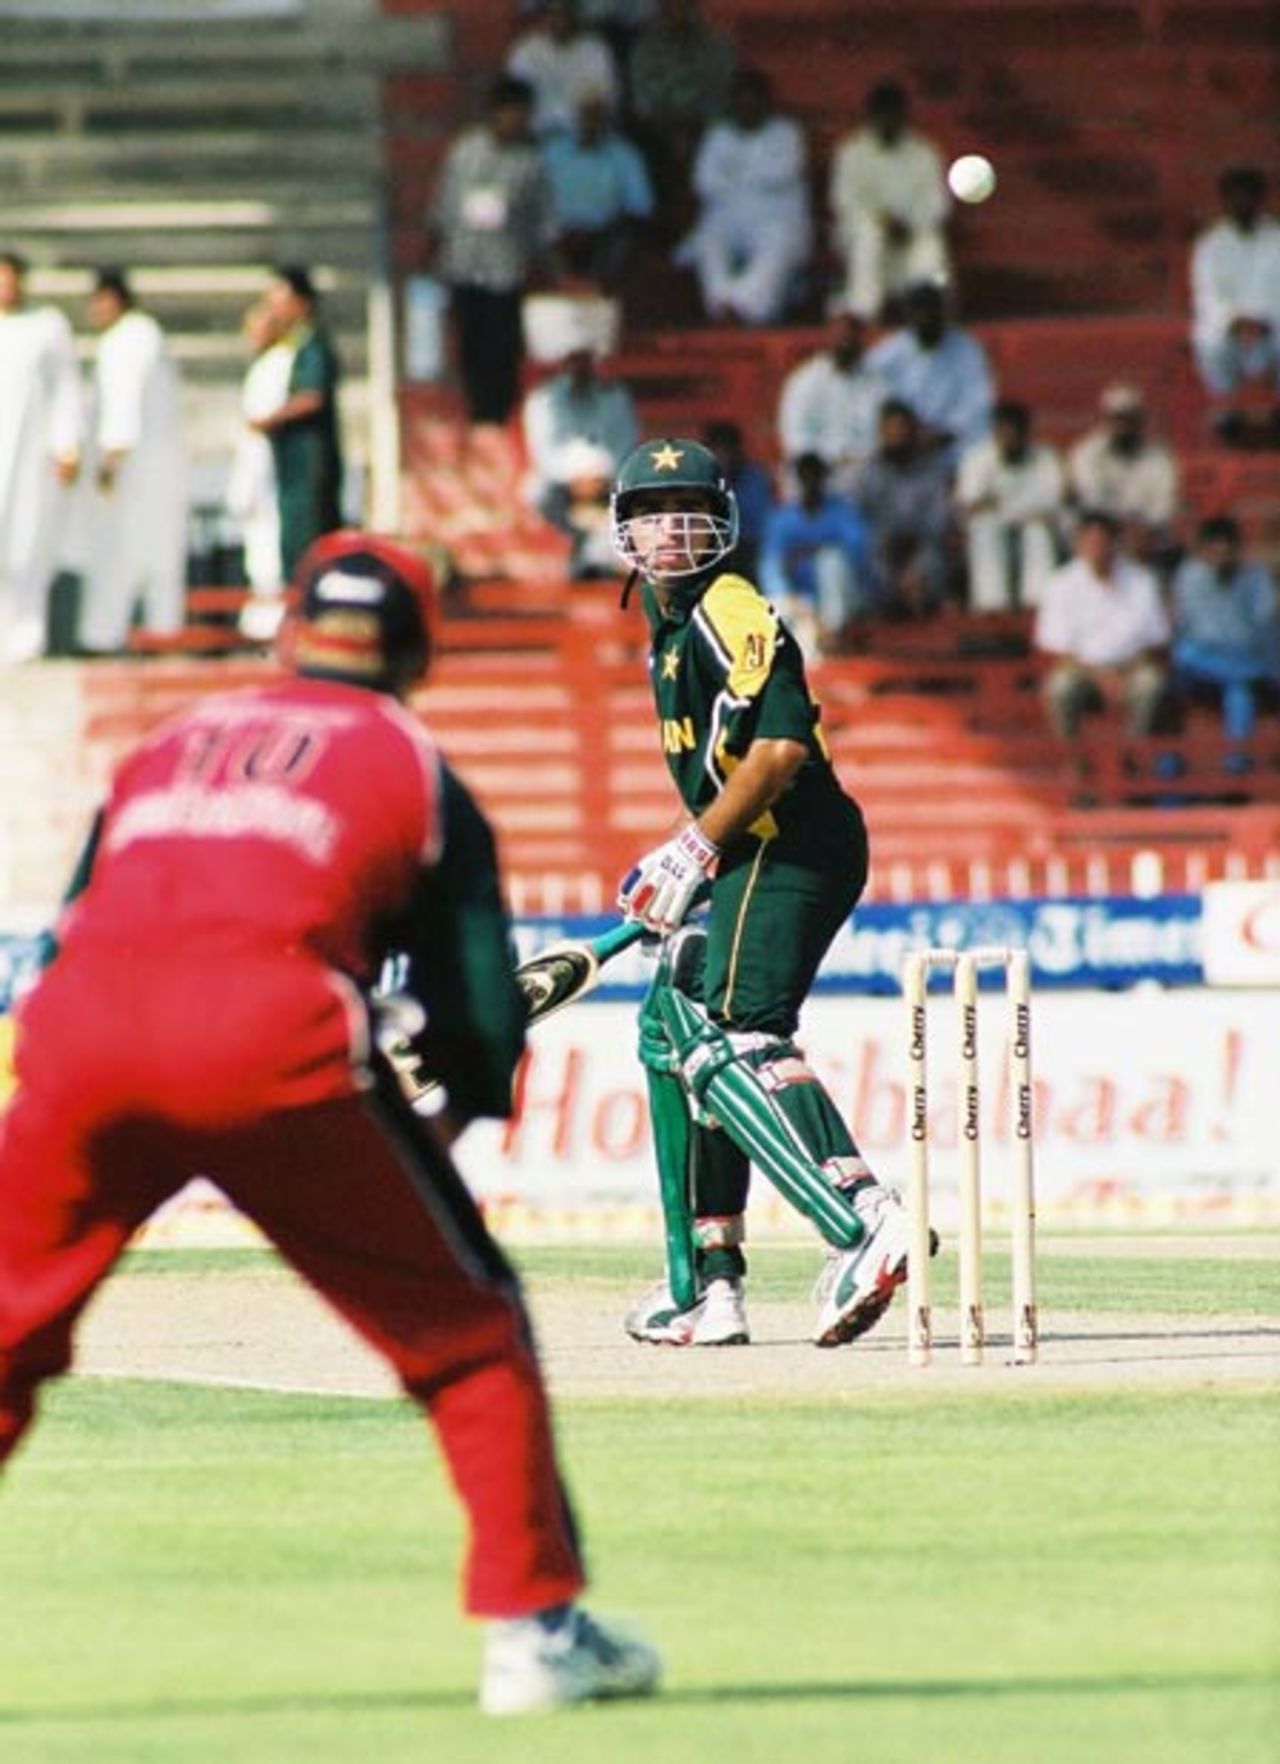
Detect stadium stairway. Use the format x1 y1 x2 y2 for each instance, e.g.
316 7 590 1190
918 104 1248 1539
0 0 450 489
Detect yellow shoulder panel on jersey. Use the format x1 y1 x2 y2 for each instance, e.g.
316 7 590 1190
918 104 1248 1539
698 574 778 698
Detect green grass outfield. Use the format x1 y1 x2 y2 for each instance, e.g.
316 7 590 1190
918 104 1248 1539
2 1244 1277 1764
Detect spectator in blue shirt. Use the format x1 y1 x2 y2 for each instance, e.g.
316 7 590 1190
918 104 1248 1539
1171 514 1280 740
704 417 774 578
540 92 655 291
760 451 874 659
864 279 994 464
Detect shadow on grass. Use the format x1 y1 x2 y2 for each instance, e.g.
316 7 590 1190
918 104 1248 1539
1 1668 1265 1725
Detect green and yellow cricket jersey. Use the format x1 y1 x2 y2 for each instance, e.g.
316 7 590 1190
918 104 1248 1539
641 571 865 874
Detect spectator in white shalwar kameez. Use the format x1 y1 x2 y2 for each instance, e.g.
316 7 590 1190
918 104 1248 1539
955 401 1066 611
506 0 619 139
828 82 950 324
0 251 83 662
678 68 812 327
226 299 294 642
1190 167 1280 399
864 280 993 465
79 270 188 654
777 305 888 497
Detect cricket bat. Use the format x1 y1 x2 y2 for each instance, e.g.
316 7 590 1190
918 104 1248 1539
387 919 648 1109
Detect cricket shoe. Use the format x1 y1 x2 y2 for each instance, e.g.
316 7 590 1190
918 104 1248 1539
480 1603 663 1715
812 1184 937 1347
624 1276 750 1346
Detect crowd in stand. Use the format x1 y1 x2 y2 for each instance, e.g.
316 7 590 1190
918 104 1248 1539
0 257 344 660
412 0 1280 749
3 0 1279 736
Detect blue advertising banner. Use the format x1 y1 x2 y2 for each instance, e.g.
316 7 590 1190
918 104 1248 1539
513 895 1205 998
1 895 1204 1015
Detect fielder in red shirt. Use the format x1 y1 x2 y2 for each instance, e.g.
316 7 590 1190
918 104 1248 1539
0 531 660 1716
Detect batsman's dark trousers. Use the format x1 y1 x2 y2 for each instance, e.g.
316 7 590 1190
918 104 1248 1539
0 948 584 1618
703 820 868 1036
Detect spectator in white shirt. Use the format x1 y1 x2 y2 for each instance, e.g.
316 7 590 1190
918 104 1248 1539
828 81 950 323
864 280 994 464
777 304 888 497
1190 166 1280 447
507 0 620 139
676 68 812 326
0 249 83 661
80 267 188 655
955 400 1066 611
1034 510 1172 739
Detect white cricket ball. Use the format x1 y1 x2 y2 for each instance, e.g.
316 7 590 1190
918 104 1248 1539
947 154 997 204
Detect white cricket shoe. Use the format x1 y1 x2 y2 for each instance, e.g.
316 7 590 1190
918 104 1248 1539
812 1184 932 1347
480 1604 662 1716
624 1276 750 1346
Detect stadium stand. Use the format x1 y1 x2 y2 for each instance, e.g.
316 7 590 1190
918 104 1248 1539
2 0 1279 928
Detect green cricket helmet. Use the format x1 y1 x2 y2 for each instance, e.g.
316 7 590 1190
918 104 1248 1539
610 437 739 588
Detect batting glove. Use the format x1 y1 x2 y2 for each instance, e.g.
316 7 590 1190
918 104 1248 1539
618 823 720 935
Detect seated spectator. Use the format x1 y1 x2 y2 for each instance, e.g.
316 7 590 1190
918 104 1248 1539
828 80 951 324
864 280 993 464
541 92 654 292
955 400 1067 611
521 332 639 571
852 399 955 617
759 452 874 660
626 0 736 224
1067 383 1180 568
703 418 773 578
1190 166 1280 448
1034 509 1172 740
506 0 619 139
777 304 888 497
1170 514 1280 742
676 67 812 326
548 437 623 578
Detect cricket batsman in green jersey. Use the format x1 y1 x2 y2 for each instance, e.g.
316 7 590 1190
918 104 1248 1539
610 437 932 1347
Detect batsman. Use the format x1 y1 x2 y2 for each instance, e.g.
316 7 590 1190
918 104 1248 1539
611 437 926 1348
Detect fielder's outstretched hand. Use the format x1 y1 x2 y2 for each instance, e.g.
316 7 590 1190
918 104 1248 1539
618 824 719 935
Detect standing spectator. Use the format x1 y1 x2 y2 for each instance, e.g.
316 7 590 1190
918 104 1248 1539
828 81 950 324
507 0 619 139
540 92 654 291
1170 515 1280 741
0 250 83 662
1190 166 1280 445
226 299 293 642
627 0 736 221
759 452 874 660
428 77 559 427
1067 383 1179 567
78 269 188 655
677 68 812 327
253 267 343 582
852 399 955 616
777 304 888 496
0 530 662 1717
703 418 773 578
1034 509 1172 740
954 400 1066 611
521 328 639 571
864 280 993 463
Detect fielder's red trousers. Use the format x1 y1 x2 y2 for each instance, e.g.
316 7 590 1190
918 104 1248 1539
0 947 585 1618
